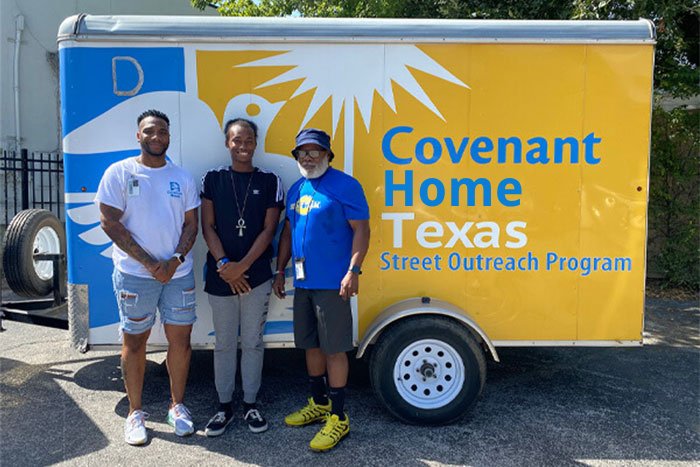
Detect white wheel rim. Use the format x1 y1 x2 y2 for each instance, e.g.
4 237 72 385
33 226 61 280
393 338 465 409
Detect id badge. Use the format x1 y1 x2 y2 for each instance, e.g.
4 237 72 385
294 257 306 281
127 178 140 197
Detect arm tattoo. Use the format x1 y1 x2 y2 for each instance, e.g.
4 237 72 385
100 204 156 268
175 209 198 256
175 221 197 255
108 225 157 267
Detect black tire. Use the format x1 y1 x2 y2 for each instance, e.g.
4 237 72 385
2 209 65 297
369 315 486 425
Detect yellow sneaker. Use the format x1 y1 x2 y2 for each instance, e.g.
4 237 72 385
309 413 349 452
284 397 331 427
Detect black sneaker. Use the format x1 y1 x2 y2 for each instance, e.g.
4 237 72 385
205 410 234 437
243 407 268 433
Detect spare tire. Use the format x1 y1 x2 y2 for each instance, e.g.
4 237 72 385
3 209 66 297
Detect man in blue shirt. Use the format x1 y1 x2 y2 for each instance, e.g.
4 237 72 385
273 128 370 452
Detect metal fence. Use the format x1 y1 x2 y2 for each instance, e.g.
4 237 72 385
1 149 64 224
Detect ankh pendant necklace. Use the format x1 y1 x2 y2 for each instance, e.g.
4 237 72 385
229 168 255 237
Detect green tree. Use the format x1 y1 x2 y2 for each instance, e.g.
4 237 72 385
648 105 699 289
193 0 700 289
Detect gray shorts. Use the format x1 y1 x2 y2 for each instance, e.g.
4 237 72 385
293 288 353 354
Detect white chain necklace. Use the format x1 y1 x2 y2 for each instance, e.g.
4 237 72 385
229 168 255 237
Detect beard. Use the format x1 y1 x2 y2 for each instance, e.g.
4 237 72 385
298 157 329 179
141 141 168 157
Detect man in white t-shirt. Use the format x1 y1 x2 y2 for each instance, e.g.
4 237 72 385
95 109 200 446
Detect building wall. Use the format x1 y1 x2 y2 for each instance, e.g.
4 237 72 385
0 0 215 153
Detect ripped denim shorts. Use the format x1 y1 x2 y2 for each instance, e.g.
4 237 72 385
112 268 197 335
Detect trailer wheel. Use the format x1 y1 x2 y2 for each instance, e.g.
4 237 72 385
369 316 486 425
2 209 65 297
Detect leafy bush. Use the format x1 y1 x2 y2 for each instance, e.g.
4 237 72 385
648 105 699 289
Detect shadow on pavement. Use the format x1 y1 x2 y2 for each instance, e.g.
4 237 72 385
2 299 697 465
645 298 700 347
190 304 699 466
0 357 109 466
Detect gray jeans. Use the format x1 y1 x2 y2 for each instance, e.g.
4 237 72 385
208 281 271 404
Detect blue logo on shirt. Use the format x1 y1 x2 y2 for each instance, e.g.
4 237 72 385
168 181 182 198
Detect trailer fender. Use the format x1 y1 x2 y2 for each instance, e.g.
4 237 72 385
357 297 499 362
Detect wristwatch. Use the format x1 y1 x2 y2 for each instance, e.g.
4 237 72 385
348 265 362 275
172 253 185 264
216 257 230 269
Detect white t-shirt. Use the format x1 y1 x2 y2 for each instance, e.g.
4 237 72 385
95 157 201 279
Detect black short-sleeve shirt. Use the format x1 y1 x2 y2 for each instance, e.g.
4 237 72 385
201 166 284 296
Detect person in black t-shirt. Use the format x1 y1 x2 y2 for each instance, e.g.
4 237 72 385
200 118 284 436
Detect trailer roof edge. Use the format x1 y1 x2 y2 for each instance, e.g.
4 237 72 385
57 15 656 44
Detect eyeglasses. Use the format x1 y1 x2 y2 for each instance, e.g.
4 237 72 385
292 149 327 160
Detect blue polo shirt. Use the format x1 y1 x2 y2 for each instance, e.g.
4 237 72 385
287 167 369 289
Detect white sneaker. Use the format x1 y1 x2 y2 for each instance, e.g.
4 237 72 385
167 403 194 436
124 410 148 446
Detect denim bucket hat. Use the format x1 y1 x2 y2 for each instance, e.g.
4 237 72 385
294 128 331 151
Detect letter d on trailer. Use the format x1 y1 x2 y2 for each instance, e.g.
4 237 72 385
58 16 655 424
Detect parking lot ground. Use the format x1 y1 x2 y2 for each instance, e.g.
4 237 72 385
1 295 698 466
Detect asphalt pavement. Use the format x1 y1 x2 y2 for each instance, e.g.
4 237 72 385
1 297 698 466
